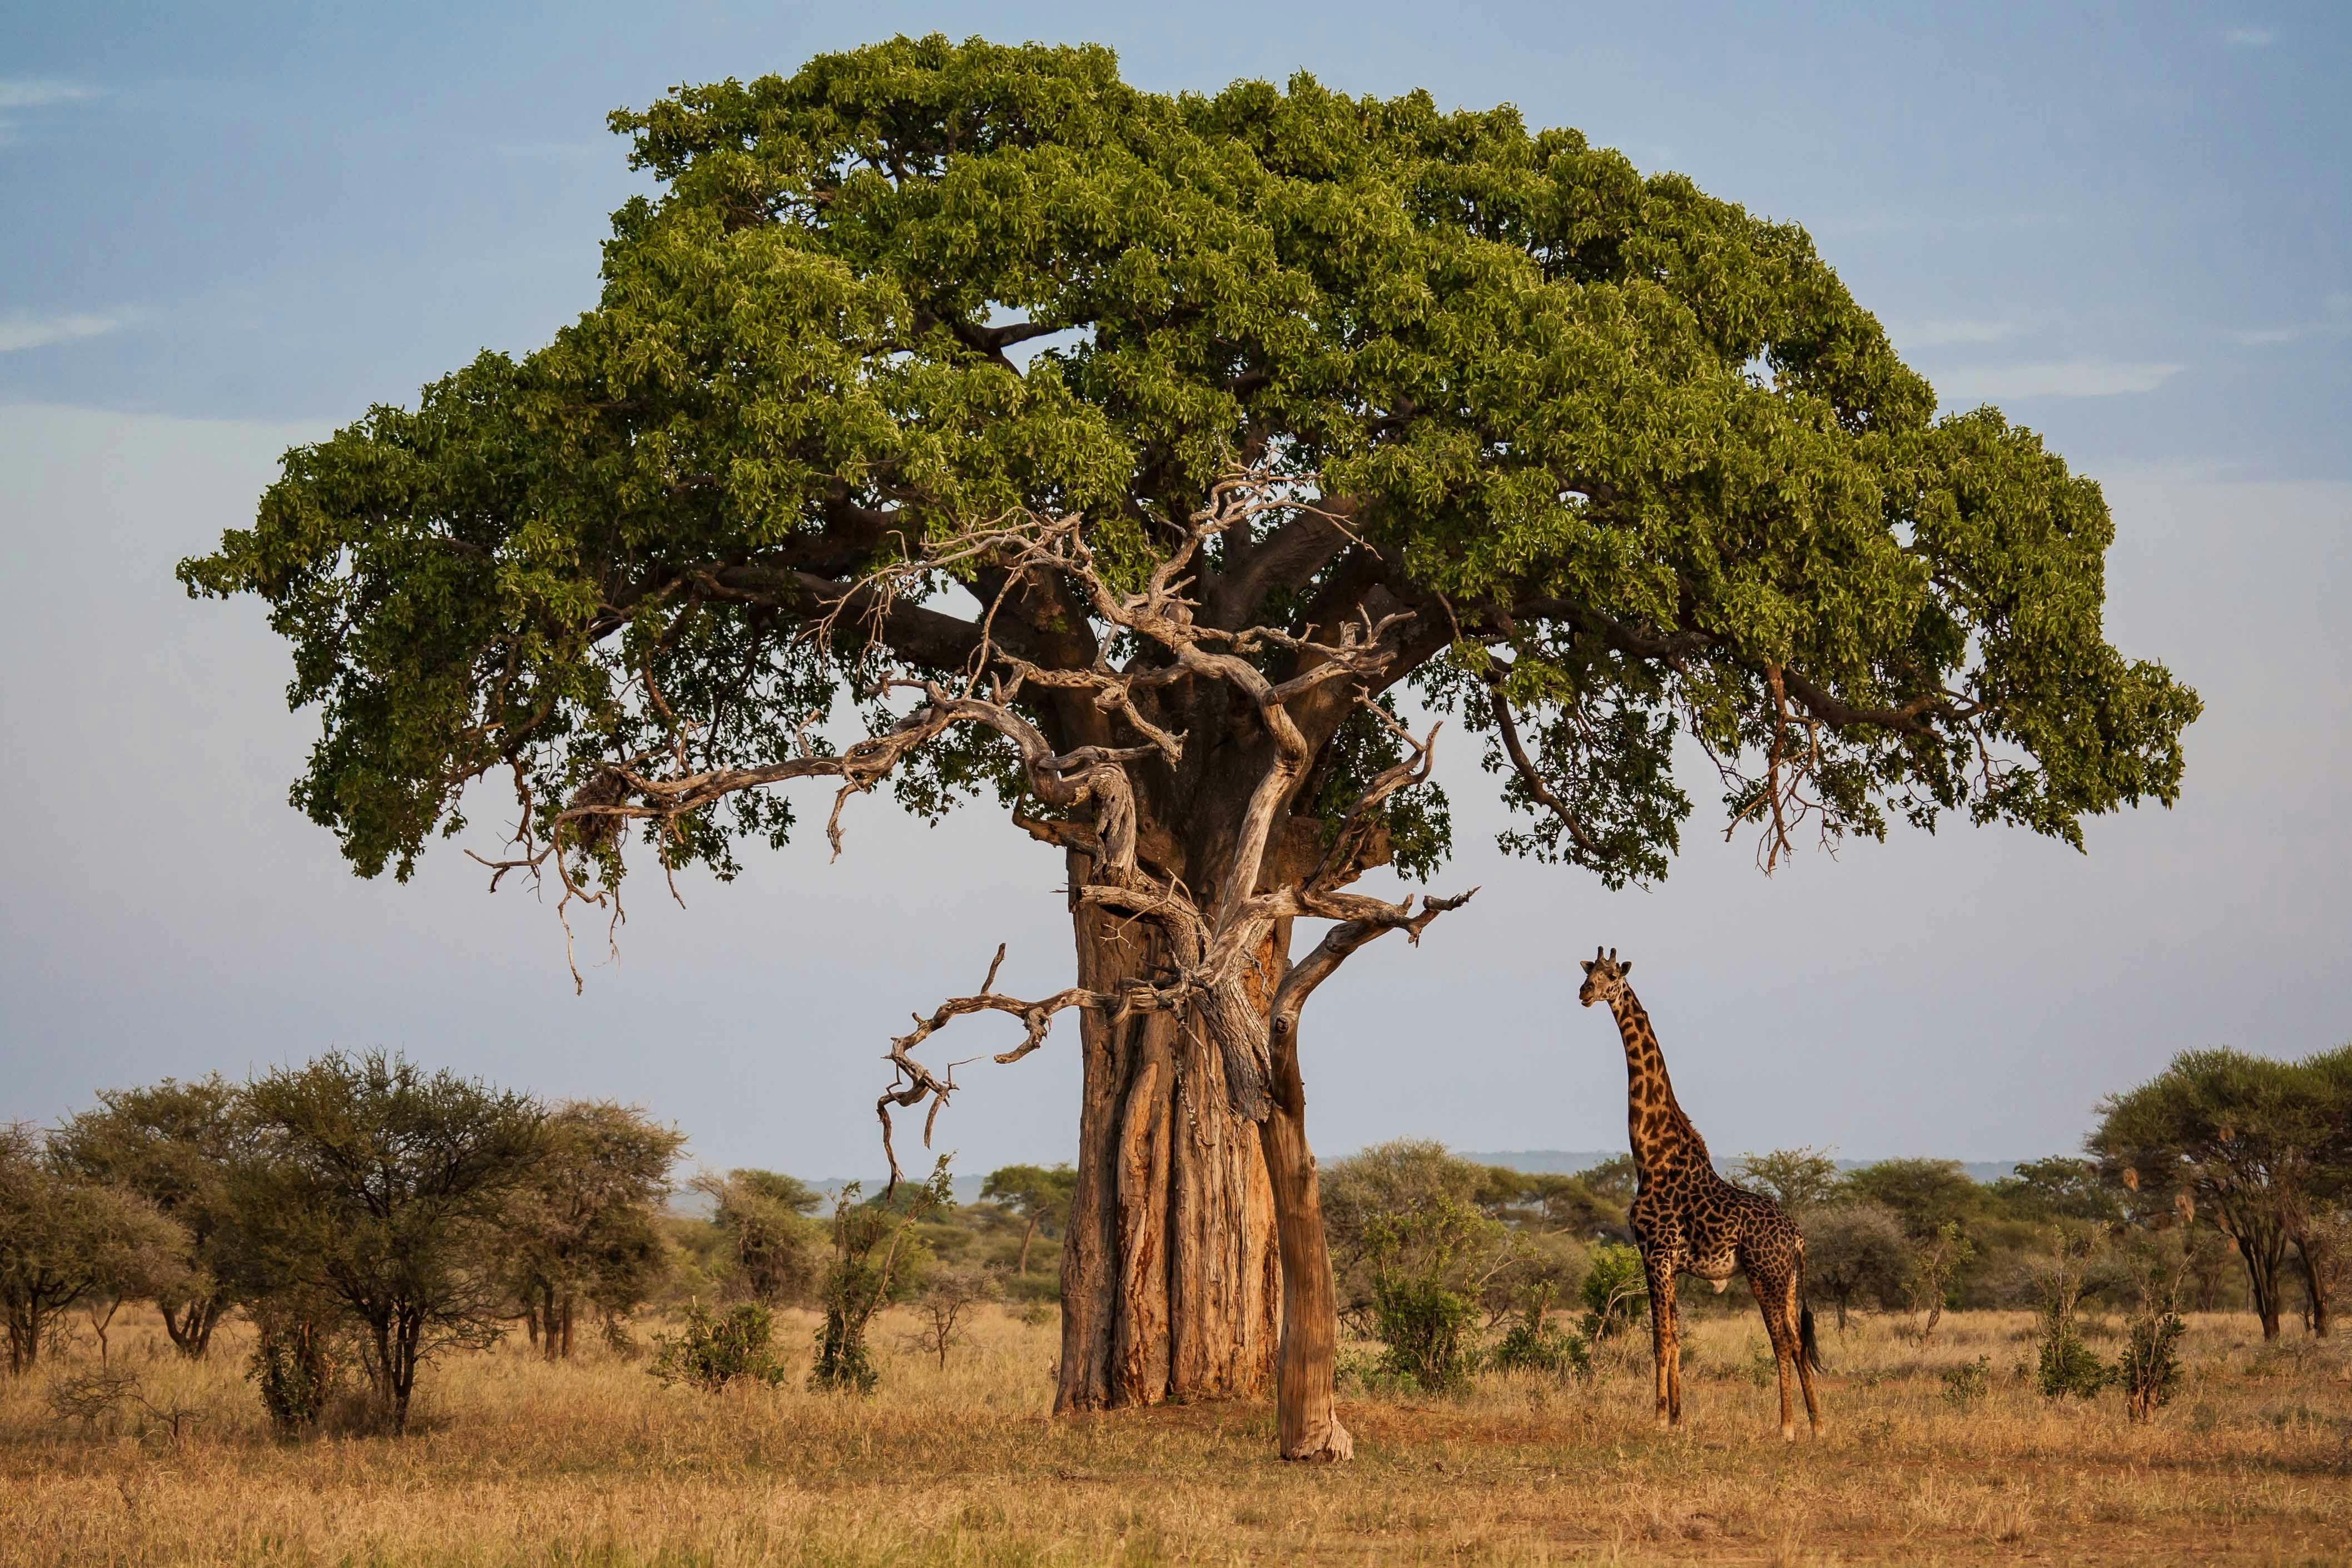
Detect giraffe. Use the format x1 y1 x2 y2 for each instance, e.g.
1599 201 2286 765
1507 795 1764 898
1577 946 1824 1439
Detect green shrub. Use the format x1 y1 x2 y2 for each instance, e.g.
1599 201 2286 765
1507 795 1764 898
247 1314 340 1435
1941 1354 1992 1408
811 1159 950 1395
2116 1310 2186 1420
1489 1282 1590 1378
1363 1197 1487 1393
2035 1315 2111 1400
1579 1242 1648 1341
1371 1269 1480 1392
2028 1223 2111 1401
647 1301 787 1393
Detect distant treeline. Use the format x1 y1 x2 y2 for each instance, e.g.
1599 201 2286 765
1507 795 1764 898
0 1052 1074 1432
4 1043 2344 1433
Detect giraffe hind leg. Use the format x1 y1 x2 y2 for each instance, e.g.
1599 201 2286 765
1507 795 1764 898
1793 1258 1824 1435
1745 1254 1800 1440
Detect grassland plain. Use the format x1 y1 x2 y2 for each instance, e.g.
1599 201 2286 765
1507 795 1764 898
3 1304 2347 1567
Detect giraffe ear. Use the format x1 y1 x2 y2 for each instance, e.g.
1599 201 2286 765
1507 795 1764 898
1580 960 1594 974
1619 961 1632 977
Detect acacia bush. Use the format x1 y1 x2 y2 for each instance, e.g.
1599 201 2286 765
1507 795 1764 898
812 1163 948 1395
1489 1282 1589 1378
691 1170 822 1305
901 1268 994 1372
49 1078 243 1360
228 1051 545 1435
1805 1202 1911 1328
1902 1220 1976 1341
1939 1355 1992 1408
647 1302 788 1393
2030 1225 2113 1401
1 1124 190 1375
248 1313 341 1435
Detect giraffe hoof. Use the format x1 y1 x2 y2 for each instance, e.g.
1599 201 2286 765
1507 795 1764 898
1780 1425 1796 1442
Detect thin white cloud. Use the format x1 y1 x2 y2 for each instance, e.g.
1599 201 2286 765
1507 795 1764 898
1934 360 2184 403
2224 28 2276 47
1886 319 2025 350
0 307 147 354
0 80 96 109
2226 294 2352 346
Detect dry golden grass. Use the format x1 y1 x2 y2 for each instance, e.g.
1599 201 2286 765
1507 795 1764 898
3 1303 2348 1566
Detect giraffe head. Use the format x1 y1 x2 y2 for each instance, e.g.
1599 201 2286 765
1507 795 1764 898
1577 945 1632 1008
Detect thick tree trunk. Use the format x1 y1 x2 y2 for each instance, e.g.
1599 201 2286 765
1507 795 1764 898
1260 1010 1351 1461
1058 855 1279 1411
2236 1229 2286 1340
390 1309 421 1435
2291 1236 2330 1336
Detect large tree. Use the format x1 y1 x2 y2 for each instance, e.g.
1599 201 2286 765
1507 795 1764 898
2092 1047 2349 1338
230 1051 545 1431
691 1168 825 1304
0 1125 190 1373
501 1100 685 1357
181 37 2196 1457
49 1075 244 1358
981 1162 1078 1277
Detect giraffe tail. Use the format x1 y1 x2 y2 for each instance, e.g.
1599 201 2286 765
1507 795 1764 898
1798 1252 1826 1373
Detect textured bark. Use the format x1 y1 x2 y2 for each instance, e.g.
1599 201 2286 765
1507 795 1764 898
1169 1014 1281 1398
1261 1014 1351 1460
1057 852 1279 1411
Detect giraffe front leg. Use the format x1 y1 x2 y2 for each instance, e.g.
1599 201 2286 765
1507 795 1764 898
1644 1254 1680 1429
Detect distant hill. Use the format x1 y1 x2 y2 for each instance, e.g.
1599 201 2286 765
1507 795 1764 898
1465 1150 2035 1184
1460 1149 1625 1175
809 1174 993 1205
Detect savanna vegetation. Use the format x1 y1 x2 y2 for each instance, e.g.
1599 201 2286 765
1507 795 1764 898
178 31 2199 1461
3 1287 2345 1565
8 1043 2349 1562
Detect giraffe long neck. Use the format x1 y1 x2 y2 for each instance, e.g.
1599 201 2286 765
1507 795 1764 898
1609 989 1707 1182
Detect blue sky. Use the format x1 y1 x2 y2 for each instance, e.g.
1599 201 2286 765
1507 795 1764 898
6 2 2347 477
2 3 2346 1178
